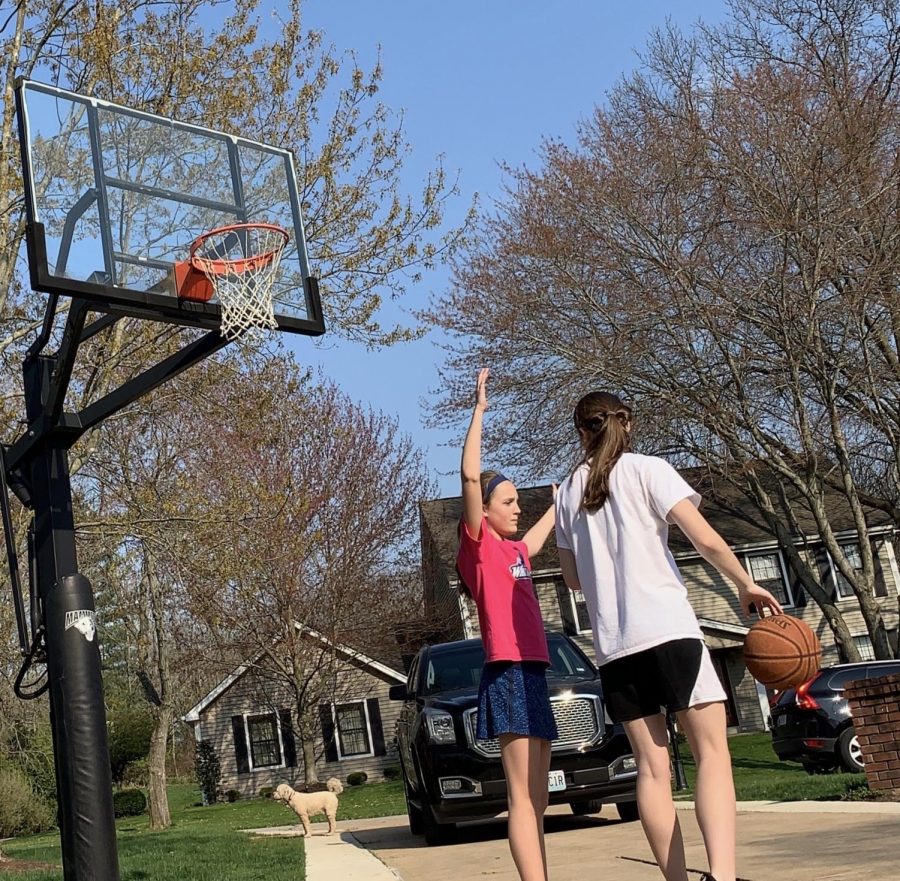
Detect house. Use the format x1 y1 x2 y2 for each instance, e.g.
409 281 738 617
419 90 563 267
182 625 406 798
419 471 900 733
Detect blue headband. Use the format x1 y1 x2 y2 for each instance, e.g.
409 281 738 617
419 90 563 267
484 473 510 499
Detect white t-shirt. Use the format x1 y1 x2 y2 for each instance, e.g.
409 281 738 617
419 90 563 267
555 452 703 665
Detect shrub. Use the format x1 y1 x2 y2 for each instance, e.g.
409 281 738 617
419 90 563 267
0 766 56 837
224 788 241 802
120 757 149 787
382 765 401 781
112 788 147 818
258 786 275 799
347 771 368 786
107 705 154 785
9 721 57 802
195 740 221 806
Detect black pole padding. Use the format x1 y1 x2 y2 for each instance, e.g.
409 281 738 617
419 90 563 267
44 573 120 881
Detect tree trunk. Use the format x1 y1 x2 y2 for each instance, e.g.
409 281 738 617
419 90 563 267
148 705 173 830
856 592 894 659
302 736 319 786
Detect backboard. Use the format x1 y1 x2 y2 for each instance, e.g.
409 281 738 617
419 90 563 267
15 79 324 336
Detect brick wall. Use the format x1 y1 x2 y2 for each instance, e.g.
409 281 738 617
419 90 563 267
846 672 900 792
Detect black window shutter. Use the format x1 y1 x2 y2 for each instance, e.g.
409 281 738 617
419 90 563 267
231 716 250 774
786 556 807 609
367 697 387 756
873 541 888 598
812 547 833 602
279 709 297 767
319 703 338 762
555 583 576 635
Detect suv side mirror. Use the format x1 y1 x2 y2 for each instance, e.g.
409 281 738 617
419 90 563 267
388 684 409 701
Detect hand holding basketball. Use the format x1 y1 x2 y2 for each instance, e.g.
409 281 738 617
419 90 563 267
743 614 822 690
738 581 784 618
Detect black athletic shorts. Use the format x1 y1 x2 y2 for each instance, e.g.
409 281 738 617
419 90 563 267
598 638 726 723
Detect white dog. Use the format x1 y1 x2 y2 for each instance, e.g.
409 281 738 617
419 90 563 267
273 777 343 836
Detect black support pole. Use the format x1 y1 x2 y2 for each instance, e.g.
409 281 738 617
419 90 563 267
667 711 689 792
24 355 119 881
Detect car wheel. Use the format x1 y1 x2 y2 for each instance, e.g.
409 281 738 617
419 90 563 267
615 801 640 822
838 728 865 773
422 799 454 846
402 774 424 836
569 798 603 816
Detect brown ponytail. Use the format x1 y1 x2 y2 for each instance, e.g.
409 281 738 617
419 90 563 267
573 392 633 511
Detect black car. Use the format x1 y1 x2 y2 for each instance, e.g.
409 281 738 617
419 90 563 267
390 632 638 845
770 659 900 773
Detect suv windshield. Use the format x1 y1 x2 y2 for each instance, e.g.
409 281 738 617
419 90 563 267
423 635 595 695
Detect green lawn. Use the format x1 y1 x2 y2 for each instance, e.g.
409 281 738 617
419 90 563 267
0 780 409 881
0 741 867 879
0 784 305 881
676 732 867 802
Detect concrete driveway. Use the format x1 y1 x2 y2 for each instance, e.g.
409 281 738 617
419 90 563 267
332 801 899 881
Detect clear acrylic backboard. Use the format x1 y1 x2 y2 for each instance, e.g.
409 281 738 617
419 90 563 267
15 78 324 335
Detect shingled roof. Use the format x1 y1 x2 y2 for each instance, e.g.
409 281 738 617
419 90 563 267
419 466 895 573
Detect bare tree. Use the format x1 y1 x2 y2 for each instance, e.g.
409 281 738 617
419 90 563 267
428 0 900 659
176 357 432 783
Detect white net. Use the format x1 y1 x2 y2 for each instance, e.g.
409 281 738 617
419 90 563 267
191 224 288 340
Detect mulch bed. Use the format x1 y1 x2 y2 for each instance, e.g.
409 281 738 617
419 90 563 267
0 857 60 873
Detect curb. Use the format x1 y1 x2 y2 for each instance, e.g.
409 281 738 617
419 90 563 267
675 799 900 813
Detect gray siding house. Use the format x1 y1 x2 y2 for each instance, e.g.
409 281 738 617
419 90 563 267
419 472 900 733
182 625 405 798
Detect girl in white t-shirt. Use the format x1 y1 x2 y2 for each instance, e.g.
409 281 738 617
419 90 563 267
554 391 782 881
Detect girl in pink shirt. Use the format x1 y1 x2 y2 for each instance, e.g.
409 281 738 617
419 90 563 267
456 368 557 881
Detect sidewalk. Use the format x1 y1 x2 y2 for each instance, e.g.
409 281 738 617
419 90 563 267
251 799 900 881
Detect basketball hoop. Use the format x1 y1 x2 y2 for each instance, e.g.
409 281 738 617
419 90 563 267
177 222 289 340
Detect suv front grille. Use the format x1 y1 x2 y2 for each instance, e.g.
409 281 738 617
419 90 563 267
464 693 602 757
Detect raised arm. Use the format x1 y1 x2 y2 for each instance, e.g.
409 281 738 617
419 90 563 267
522 485 558 559
668 498 784 617
461 368 490 537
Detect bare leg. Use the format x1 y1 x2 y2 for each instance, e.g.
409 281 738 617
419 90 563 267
537 737 551 876
623 714 687 881
676 702 735 881
499 734 551 881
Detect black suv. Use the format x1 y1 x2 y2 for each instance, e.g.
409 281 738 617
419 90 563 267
390 632 638 845
770 659 900 773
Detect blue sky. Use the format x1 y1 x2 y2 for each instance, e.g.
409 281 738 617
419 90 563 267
292 1 730 494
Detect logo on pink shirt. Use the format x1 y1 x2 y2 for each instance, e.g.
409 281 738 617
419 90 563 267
509 552 531 582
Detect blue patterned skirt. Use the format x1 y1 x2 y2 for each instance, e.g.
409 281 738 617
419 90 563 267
476 661 559 742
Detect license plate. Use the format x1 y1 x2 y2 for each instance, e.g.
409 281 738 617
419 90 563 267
776 714 787 727
548 770 566 792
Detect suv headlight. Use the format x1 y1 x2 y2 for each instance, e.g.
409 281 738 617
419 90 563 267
424 709 456 745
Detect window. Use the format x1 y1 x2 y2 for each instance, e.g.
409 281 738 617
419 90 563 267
852 634 876 661
569 589 592 632
833 543 863 600
745 551 793 607
334 702 372 758
246 713 282 769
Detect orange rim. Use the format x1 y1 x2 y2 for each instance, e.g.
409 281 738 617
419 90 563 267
189 222 289 276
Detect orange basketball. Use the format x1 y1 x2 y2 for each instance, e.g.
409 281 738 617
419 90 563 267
743 614 822 690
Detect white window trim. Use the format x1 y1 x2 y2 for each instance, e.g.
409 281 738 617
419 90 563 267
568 589 592 635
243 711 286 773
826 543 863 602
885 540 900 596
744 549 795 608
331 699 375 761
